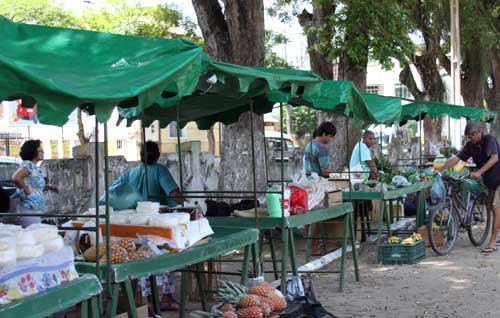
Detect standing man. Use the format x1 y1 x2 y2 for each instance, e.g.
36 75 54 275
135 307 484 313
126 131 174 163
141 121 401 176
304 122 336 178
437 122 500 253
350 130 379 180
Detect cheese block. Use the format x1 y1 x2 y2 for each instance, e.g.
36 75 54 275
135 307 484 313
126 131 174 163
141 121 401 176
41 236 64 252
0 248 16 265
129 214 154 225
0 224 22 233
16 230 36 246
136 201 160 214
169 213 190 224
110 214 130 224
149 214 180 227
27 224 59 242
17 243 44 259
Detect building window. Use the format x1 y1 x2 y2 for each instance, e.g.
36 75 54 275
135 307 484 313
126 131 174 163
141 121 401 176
395 83 412 99
366 85 382 95
169 122 187 138
116 140 123 149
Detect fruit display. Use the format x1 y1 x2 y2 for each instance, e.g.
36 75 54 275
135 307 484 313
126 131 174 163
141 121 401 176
400 233 423 245
387 236 400 244
387 233 422 245
191 280 287 318
83 238 151 264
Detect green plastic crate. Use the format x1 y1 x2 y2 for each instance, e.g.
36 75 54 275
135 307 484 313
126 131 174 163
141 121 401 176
378 239 426 265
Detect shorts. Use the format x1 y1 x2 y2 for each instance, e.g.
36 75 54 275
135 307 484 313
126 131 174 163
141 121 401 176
488 186 500 208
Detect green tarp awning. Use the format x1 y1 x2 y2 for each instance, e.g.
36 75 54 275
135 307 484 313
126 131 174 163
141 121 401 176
399 101 497 123
0 17 496 129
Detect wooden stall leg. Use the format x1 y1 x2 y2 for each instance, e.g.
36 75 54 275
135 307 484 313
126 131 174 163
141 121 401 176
339 214 349 291
78 300 89 318
123 280 137 318
280 228 289 293
240 245 251 286
195 263 208 311
268 231 279 280
105 283 119 318
288 228 298 277
89 296 99 318
376 200 386 263
179 271 188 318
349 212 360 282
305 225 313 263
149 276 161 316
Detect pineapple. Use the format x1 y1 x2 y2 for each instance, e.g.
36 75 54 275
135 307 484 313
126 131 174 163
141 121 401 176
257 296 275 311
248 282 275 297
236 306 263 318
264 290 286 312
222 312 237 318
238 295 261 308
258 303 272 317
221 304 235 312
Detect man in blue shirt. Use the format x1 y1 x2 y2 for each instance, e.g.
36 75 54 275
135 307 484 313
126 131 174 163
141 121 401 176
304 122 336 177
438 123 500 253
350 130 379 180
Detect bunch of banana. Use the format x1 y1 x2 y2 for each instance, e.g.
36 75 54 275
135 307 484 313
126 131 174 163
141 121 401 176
387 236 400 244
432 223 439 230
401 237 414 245
411 233 423 241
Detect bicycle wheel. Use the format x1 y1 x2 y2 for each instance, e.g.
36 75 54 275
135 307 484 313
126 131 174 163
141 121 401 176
428 202 459 255
467 195 492 246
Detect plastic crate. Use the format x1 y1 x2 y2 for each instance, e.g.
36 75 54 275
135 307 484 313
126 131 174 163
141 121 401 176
378 239 426 265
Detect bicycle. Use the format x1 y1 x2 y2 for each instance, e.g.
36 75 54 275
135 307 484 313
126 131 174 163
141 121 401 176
428 172 492 255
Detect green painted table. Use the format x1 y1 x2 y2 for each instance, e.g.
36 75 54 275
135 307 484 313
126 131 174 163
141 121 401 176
76 227 259 318
208 202 359 292
342 181 433 260
0 274 102 318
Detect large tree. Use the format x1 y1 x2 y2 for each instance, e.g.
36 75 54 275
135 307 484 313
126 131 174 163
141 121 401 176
269 0 413 168
192 1 267 193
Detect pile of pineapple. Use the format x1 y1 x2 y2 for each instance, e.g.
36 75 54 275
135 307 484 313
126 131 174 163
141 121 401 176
386 233 423 245
191 280 287 318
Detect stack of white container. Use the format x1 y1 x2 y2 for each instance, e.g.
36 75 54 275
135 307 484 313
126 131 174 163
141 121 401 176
0 223 65 265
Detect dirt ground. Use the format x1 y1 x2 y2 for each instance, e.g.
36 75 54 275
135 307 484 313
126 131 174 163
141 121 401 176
159 232 500 318
315 236 500 318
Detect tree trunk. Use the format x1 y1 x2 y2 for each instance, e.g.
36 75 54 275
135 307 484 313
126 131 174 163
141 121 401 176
207 127 215 155
193 0 267 193
298 3 363 171
76 108 89 145
490 48 500 143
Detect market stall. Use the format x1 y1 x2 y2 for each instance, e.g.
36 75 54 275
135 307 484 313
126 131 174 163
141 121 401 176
0 17 262 317
343 93 497 261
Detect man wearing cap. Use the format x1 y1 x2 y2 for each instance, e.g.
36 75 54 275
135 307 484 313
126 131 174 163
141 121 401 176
437 122 500 253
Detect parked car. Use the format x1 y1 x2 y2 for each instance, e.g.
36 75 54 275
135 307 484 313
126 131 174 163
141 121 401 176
265 131 297 162
0 156 21 197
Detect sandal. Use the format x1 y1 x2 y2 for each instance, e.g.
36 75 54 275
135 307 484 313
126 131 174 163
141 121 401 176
481 246 498 253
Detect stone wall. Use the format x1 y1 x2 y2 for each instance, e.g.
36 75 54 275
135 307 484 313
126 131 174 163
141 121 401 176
41 141 302 214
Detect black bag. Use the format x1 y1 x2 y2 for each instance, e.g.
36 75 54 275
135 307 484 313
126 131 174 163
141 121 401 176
280 276 337 318
279 296 337 318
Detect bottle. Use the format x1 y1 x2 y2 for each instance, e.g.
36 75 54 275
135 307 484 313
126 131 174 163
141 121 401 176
266 185 281 217
281 186 291 217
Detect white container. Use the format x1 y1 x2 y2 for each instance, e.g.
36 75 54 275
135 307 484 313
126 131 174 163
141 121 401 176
280 187 291 217
27 224 59 242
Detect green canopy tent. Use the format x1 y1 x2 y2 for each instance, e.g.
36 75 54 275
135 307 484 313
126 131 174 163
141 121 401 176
0 16 383 130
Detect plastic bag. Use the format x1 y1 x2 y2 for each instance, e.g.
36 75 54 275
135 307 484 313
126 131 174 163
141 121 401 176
99 180 141 210
430 176 446 204
290 186 308 215
392 175 409 188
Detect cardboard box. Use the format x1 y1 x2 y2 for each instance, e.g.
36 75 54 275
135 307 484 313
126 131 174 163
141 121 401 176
325 190 343 207
116 305 148 318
